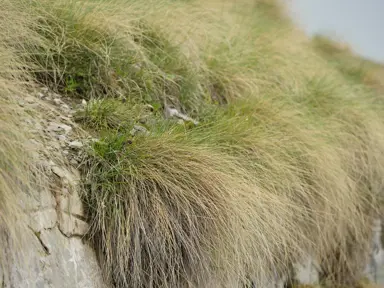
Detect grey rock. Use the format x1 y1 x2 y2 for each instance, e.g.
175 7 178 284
69 141 83 149
29 209 57 232
51 166 73 183
294 254 319 285
47 122 72 134
39 189 56 210
37 92 45 98
130 124 149 136
164 106 199 125
56 134 67 142
365 218 384 284
24 118 33 125
22 188 56 212
1 225 107 288
53 98 62 105
26 96 35 104
58 190 84 218
18 100 25 107
59 213 88 237
60 104 70 112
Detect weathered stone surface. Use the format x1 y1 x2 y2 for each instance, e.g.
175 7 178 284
1 226 108 288
294 255 319 285
2 89 107 288
51 165 67 178
364 218 384 284
25 96 35 104
51 165 78 186
53 98 62 105
20 188 56 213
58 190 84 217
29 209 57 232
59 213 89 237
56 134 67 143
69 140 83 149
164 106 199 125
130 124 149 136
47 122 72 134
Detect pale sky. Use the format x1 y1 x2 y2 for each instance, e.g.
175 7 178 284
288 0 384 63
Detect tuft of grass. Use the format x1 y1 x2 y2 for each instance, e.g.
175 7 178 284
75 99 134 131
82 131 257 287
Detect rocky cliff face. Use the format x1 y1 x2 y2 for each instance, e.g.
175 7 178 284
0 87 107 288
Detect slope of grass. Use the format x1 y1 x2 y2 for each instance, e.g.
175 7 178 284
312 35 384 93
2 0 384 287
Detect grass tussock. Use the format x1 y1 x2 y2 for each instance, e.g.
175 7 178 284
2 0 384 287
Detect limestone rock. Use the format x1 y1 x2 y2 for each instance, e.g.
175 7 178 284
52 165 68 179
53 98 62 105
56 134 67 143
69 140 83 149
47 122 72 134
29 209 57 232
51 165 78 186
59 213 89 237
364 218 384 284
1 226 108 288
25 96 35 104
294 255 319 285
164 106 199 125
58 190 84 218
130 124 149 136
37 91 45 98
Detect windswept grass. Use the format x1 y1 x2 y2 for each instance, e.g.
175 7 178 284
82 131 291 287
0 15 37 282
2 0 384 287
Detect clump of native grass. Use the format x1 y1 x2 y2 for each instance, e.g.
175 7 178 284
82 126 307 287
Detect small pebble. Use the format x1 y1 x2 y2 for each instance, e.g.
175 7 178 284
25 96 35 104
53 98 62 105
68 140 83 149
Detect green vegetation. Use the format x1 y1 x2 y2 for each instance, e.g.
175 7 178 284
2 0 384 287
